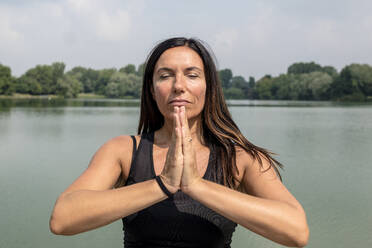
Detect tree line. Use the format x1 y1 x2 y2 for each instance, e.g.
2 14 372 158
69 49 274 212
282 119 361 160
1 61 371 101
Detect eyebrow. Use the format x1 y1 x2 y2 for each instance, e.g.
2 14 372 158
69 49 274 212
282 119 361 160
156 66 203 73
185 67 203 73
156 67 173 73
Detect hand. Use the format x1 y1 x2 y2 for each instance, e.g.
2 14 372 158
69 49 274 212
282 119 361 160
159 107 183 194
179 106 202 191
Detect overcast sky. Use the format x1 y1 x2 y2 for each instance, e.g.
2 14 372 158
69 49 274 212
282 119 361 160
1 0 372 79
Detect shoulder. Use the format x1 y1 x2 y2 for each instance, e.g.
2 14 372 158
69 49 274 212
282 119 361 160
105 134 139 158
236 147 279 176
99 135 139 176
235 147 280 193
100 135 134 154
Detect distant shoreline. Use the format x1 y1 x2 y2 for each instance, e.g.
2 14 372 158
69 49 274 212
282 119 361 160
1 93 371 102
0 93 106 99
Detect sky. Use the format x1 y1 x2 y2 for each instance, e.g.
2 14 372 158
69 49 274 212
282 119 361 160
1 0 372 80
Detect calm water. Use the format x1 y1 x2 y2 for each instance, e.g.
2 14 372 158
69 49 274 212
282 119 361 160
1 99 371 248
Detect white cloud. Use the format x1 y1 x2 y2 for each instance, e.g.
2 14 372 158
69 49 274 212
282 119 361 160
95 10 131 42
213 28 239 53
1 0 372 79
65 0 132 42
0 7 24 46
0 0 145 75
362 15 372 42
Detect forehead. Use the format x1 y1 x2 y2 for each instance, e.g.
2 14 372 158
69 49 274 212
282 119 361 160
154 46 204 71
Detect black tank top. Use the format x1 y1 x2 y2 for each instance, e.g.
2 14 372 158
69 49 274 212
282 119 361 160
122 132 237 248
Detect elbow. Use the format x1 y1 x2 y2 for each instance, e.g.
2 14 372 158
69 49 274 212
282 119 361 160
279 224 309 247
50 199 65 235
290 205 310 247
290 214 309 247
49 215 63 235
49 214 77 236
49 208 70 235
292 225 309 247
49 198 75 236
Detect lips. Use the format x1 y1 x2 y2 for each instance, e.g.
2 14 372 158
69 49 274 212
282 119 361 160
168 99 191 106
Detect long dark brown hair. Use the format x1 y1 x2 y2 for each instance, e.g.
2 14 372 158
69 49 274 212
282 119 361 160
138 37 283 189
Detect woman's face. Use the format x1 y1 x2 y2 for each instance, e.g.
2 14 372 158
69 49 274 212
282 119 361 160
152 46 206 121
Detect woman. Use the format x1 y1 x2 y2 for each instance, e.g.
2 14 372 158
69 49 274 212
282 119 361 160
50 37 309 247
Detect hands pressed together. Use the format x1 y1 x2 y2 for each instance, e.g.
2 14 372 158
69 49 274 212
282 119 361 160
159 106 202 194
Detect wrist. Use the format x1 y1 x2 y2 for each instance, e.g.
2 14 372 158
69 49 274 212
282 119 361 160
158 174 179 194
181 177 203 195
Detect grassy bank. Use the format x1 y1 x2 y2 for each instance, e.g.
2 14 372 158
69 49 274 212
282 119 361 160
0 93 106 99
77 93 106 99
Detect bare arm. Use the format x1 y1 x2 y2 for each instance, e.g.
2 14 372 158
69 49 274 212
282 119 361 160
183 152 309 247
49 136 168 235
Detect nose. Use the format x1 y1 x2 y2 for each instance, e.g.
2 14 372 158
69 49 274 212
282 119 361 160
173 73 186 93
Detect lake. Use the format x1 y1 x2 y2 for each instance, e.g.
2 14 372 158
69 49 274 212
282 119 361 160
1 98 371 248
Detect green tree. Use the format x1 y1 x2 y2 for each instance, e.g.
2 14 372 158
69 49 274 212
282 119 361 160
0 64 14 95
231 76 247 89
51 62 66 84
25 65 54 94
321 66 338 78
104 71 142 98
96 68 116 95
273 74 294 100
255 76 274 99
231 75 252 98
105 82 120 98
330 64 369 101
346 64 372 96
120 74 141 98
15 75 42 94
248 76 255 88
218 69 233 88
288 62 322 75
224 87 244 99
56 75 83 98
119 64 136 74
288 78 306 100
17 63 65 95
136 63 145 78
67 67 99 93
302 72 333 100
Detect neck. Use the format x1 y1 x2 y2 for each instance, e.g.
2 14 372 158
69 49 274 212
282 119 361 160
156 116 203 146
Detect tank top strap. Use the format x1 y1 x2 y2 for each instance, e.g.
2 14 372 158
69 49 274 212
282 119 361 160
129 135 137 154
125 132 155 186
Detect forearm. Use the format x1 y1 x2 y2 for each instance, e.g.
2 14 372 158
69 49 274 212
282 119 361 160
183 179 309 247
50 179 167 235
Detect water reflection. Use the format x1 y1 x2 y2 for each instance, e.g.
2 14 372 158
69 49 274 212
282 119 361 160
227 99 372 107
2 98 372 110
0 98 140 108
1 98 372 248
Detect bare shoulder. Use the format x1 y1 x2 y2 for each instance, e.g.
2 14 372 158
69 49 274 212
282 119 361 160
235 147 279 183
101 135 138 180
235 147 303 210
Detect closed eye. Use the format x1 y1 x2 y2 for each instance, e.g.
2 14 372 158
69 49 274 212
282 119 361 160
188 74 199 79
159 74 171 79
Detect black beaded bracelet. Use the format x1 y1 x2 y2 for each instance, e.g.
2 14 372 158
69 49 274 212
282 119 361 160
155 176 173 198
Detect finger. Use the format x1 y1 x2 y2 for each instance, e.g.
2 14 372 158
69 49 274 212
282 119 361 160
179 106 190 131
163 107 181 177
179 106 191 139
179 106 193 152
171 107 178 143
173 107 182 157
